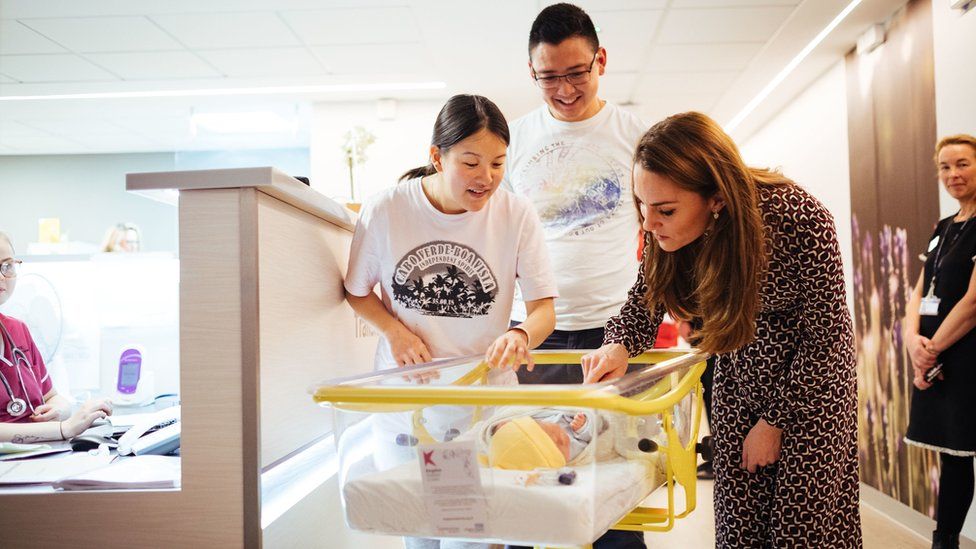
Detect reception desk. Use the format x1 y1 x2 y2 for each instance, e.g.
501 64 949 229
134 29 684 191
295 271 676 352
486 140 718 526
0 168 381 547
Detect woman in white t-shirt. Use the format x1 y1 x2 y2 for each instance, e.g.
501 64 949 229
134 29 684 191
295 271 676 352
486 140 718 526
346 94 558 377
344 94 558 549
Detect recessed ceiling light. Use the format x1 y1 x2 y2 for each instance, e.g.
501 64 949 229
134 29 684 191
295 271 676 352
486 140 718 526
0 81 447 102
724 0 863 133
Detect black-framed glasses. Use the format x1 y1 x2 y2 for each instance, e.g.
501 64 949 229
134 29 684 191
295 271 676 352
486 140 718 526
532 52 598 89
0 259 22 278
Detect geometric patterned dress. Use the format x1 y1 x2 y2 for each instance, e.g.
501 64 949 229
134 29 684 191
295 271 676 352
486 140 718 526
604 183 862 548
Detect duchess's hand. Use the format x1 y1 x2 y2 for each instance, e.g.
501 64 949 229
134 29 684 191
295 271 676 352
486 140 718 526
741 418 782 473
581 344 629 383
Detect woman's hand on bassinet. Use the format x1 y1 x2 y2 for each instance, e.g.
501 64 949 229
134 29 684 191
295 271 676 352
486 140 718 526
387 323 433 366
581 344 629 383
485 329 534 371
385 323 439 383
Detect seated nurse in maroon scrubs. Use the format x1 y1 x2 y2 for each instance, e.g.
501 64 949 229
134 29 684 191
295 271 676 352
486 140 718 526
0 231 113 443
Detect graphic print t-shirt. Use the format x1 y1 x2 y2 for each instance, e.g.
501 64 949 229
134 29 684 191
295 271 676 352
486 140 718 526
503 102 645 330
344 178 558 372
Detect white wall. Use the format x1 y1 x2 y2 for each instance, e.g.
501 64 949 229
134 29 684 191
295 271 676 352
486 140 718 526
310 100 441 206
739 60 854 309
933 3 976 219
0 153 179 253
0 148 310 254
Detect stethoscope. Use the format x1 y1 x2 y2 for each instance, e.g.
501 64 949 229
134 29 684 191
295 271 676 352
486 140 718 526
0 318 40 417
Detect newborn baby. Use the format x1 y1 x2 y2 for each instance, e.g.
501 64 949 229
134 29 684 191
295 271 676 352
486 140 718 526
478 408 620 470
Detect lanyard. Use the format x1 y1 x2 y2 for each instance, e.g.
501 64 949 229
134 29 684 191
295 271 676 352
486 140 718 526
928 215 973 296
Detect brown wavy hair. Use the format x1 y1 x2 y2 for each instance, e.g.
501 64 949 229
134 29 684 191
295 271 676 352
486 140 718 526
634 112 792 354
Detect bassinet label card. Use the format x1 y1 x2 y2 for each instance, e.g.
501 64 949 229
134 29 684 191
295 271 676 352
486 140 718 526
417 440 488 537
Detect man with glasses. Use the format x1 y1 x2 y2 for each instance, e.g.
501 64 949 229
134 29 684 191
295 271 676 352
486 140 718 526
504 4 645 382
502 4 648 548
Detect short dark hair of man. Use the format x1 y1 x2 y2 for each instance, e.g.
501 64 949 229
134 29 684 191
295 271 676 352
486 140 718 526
528 3 600 55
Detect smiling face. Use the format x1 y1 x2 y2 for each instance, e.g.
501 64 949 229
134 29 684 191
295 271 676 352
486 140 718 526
633 166 723 252
938 143 976 208
428 128 507 214
0 236 16 307
528 36 605 123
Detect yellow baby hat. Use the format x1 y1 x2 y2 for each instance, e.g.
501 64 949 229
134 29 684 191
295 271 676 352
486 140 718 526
489 416 566 470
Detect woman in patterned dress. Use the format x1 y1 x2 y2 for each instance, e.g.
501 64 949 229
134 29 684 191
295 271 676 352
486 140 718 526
581 112 861 548
904 134 976 549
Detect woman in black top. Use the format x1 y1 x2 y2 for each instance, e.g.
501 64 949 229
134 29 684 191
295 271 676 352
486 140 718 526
905 134 976 549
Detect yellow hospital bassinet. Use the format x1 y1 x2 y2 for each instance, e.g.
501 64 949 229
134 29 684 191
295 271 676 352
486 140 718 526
312 349 711 549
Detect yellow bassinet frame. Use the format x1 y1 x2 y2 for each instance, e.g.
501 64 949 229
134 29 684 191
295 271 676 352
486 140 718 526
312 349 709 544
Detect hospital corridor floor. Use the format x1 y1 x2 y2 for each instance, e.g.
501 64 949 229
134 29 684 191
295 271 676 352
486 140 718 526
640 479 968 548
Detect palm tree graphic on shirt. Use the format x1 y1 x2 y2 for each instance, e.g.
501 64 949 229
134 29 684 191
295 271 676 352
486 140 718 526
390 243 497 318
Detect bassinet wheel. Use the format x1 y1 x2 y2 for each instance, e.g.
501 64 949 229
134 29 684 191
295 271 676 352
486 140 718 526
695 435 714 462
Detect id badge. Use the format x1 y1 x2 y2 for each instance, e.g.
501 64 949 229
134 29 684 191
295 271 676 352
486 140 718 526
920 296 941 316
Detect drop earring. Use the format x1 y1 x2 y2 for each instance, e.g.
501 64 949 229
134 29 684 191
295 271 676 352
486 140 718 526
712 211 720 220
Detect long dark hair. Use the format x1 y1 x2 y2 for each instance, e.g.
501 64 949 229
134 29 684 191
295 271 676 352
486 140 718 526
634 112 791 354
399 94 510 182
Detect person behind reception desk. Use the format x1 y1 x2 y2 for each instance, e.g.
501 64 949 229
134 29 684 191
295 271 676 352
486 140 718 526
0 231 113 443
101 222 141 253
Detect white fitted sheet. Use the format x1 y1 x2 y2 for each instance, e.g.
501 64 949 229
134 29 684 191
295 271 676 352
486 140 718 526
342 456 665 547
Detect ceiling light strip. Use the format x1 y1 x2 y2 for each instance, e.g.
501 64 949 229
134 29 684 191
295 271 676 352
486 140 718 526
724 0 863 133
0 81 447 102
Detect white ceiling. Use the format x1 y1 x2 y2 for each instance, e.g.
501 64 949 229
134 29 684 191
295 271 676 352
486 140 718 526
0 0 907 155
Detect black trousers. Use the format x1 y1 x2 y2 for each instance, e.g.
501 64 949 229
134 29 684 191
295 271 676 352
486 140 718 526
509 324 647 549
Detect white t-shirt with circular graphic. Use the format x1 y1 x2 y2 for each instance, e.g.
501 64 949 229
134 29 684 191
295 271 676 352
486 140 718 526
503 102 645 331
345 178 559 376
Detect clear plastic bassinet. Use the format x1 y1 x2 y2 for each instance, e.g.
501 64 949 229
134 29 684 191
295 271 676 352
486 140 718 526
311 349 710 548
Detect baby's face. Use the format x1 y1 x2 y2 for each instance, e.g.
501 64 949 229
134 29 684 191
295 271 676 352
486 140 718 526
536 420 570 461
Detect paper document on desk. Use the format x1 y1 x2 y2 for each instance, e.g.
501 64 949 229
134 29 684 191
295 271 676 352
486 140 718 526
106 412 156 435
0 442 51 454
54 455 180 491
0 449 113 485
0 441 71 461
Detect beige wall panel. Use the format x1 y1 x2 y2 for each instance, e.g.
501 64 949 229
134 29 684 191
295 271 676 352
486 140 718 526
256 191 378 468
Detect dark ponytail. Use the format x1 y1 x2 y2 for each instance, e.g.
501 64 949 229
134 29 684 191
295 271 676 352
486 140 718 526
399 94 510 182
399 164 438 182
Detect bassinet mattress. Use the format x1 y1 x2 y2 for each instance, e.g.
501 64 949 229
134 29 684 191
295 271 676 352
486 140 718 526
342 456 665 546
